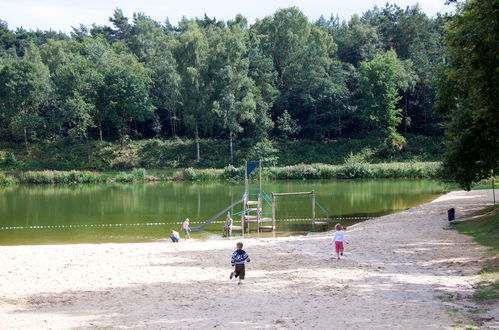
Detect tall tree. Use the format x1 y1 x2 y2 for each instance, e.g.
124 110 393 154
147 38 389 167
358 50 409 149
99 47 154 147
0 56 51 147
436 0 499 189
246 34 278 140
128 14 181 137
174 20 209 161
334 14 382 67
208 21 257 164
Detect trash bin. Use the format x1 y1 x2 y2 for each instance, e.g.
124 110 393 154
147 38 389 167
447 208 455 221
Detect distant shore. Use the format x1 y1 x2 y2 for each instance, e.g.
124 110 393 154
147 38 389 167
0 161 442 186
0 189 496 329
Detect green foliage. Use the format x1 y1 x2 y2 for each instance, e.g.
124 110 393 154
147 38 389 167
3 152 18 167
436 0 499 190
18 170 107 184
0 172 17 185
246 138 279 166
343 148 375 165
276 110 300 139
0 136 442 171
220 165 244 181
115 168 147 182
358 50 410 149
0 6 450 170
265 162 440 180
0 55 51 145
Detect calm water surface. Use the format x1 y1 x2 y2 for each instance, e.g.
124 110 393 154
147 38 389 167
0 179 450 245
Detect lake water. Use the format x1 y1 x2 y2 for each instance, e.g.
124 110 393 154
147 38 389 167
0 179 450 245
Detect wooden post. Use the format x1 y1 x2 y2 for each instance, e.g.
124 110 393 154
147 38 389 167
243 161 248 234
312 190 316 227
272 193 276 232
258 160 262 232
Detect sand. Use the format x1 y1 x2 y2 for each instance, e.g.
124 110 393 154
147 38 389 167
0 189 497 329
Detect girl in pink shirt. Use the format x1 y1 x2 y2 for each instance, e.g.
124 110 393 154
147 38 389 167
331 223 346 260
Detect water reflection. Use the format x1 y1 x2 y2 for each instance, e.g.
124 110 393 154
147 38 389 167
0 179 450 245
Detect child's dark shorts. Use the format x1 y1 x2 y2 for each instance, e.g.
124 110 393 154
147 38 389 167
234 264 246 279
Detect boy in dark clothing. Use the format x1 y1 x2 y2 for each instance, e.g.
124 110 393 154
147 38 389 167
230 242 250 285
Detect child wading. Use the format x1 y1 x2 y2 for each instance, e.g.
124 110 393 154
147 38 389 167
331 223 347 260
181 218 191 240
230 242 250 285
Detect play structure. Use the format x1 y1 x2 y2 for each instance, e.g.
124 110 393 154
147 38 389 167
191 161 329 234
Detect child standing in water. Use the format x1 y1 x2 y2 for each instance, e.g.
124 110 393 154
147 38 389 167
230 242 250 285
181 218 191 240
332 223 346 260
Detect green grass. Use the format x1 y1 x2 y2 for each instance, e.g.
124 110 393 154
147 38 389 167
451 205 499 304
0 136 444 171
0 161 444 185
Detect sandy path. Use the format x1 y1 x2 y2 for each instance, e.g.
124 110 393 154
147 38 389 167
0 189 496 329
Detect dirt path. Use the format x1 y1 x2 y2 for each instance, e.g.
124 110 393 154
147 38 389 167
0 189 496 329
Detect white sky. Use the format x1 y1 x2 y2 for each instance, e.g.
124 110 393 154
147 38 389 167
1 0 453 33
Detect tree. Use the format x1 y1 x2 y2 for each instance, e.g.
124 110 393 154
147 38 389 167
276 110 299 139
50 51 101 141
334 14 382 67
99 48 154 147
251 8 310 97
208 21 258 164
362 4 445 136
289 25 351 140
246 36 278 141
436 0 499 189
0 48 51 147
358 50 409 149
128 14 181 137
174 20 210 161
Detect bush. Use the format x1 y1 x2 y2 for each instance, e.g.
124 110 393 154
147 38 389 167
4 153 18 167
115 168 147 182
18 170 107 184
221 165 244 181
0 173 17 185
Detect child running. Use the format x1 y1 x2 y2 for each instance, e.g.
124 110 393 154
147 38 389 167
230 242 250 285
331 223 347 260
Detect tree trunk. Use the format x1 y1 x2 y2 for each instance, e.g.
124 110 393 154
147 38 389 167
404 92 408 134
338 108 342 137
99 122 103 142
229 132 233 165
23 126 28 150
170 115 175 138
195 123 200 162
120 134 125 150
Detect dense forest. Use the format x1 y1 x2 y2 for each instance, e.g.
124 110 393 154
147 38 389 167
0 4 445 153
0 1 497 187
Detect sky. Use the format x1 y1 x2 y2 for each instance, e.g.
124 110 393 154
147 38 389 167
1 0 454 33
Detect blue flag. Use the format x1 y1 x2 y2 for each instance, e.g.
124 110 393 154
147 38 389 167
246 161 260 176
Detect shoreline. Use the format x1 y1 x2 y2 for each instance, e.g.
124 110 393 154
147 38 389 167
0 189 497 329
0 162 442 185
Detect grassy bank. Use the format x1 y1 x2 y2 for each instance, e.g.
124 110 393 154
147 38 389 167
0 135 443 171
451 205 499 304
0 162 443 186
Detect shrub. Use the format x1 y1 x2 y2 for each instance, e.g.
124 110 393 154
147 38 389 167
18 170 106 184
4 153 18 167
182 168 197 181
0 173 17 185
221 165 244 181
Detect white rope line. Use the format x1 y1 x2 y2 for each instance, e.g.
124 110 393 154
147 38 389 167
0 217 373 230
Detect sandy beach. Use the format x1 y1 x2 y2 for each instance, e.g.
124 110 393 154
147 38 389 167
0 189 497 329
